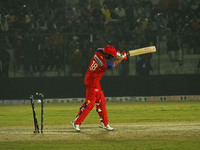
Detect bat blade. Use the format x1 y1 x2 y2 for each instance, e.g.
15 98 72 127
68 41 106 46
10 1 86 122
128 46 156 56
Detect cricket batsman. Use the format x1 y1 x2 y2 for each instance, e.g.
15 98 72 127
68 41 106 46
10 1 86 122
71 45 127 132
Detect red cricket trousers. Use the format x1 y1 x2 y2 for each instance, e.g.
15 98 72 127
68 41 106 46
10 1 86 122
75 84 108 125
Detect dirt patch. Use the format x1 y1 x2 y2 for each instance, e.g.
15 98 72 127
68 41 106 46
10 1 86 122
0 121 200 142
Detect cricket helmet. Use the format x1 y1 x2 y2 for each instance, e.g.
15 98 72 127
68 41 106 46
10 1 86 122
103 45 117 57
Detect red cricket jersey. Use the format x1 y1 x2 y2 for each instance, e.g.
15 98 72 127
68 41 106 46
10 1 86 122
84 48 115 88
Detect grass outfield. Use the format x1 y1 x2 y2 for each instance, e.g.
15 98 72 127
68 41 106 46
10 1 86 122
0 101 200 150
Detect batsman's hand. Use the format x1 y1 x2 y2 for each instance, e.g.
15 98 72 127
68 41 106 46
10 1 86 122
116 51 121 58
121 51 127 60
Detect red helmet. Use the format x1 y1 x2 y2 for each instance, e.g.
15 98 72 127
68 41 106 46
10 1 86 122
103 45 117 57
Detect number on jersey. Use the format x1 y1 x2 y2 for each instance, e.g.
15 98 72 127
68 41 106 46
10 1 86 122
90 61 98 71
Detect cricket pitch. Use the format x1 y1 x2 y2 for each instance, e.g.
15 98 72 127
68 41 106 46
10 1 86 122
0 121 199 142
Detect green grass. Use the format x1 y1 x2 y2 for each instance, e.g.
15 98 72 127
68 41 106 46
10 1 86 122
0 101 200 150
1 139 200 150
1 101 199 126
109 101 200 123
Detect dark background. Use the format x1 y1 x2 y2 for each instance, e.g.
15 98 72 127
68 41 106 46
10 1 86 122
1 74 199 99
0 0 200 99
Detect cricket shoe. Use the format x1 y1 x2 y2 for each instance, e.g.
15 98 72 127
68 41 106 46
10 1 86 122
70 120 80 132
99 122 114 131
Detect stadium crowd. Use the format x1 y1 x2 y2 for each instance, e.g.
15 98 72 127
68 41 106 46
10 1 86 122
0 0 199 75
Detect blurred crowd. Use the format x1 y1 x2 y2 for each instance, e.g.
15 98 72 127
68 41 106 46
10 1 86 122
0 0 200 75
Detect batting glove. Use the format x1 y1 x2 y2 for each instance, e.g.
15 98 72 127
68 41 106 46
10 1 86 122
116 51 121 58
121 51 127 60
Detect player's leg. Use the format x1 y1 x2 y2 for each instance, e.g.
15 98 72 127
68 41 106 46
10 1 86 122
95 84 104 123
75 99 95 125
71 87 97 131
71 101 90 132
96 91 103 123
96 91 114 131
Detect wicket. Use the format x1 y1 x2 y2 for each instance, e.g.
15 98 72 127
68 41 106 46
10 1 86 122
30 92 44 134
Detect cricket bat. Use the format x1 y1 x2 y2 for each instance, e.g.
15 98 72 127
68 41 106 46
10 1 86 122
128 46 156 56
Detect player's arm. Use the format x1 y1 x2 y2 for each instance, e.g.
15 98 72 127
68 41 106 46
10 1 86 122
114 58 123 66
110 52 127 67
114 51 127 66
105 50 127 69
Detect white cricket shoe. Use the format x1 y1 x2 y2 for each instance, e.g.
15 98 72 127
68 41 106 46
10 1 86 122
70 121 80 132
99 122 114 131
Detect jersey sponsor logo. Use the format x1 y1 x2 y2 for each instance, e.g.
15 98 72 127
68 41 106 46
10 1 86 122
94 55 103 66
